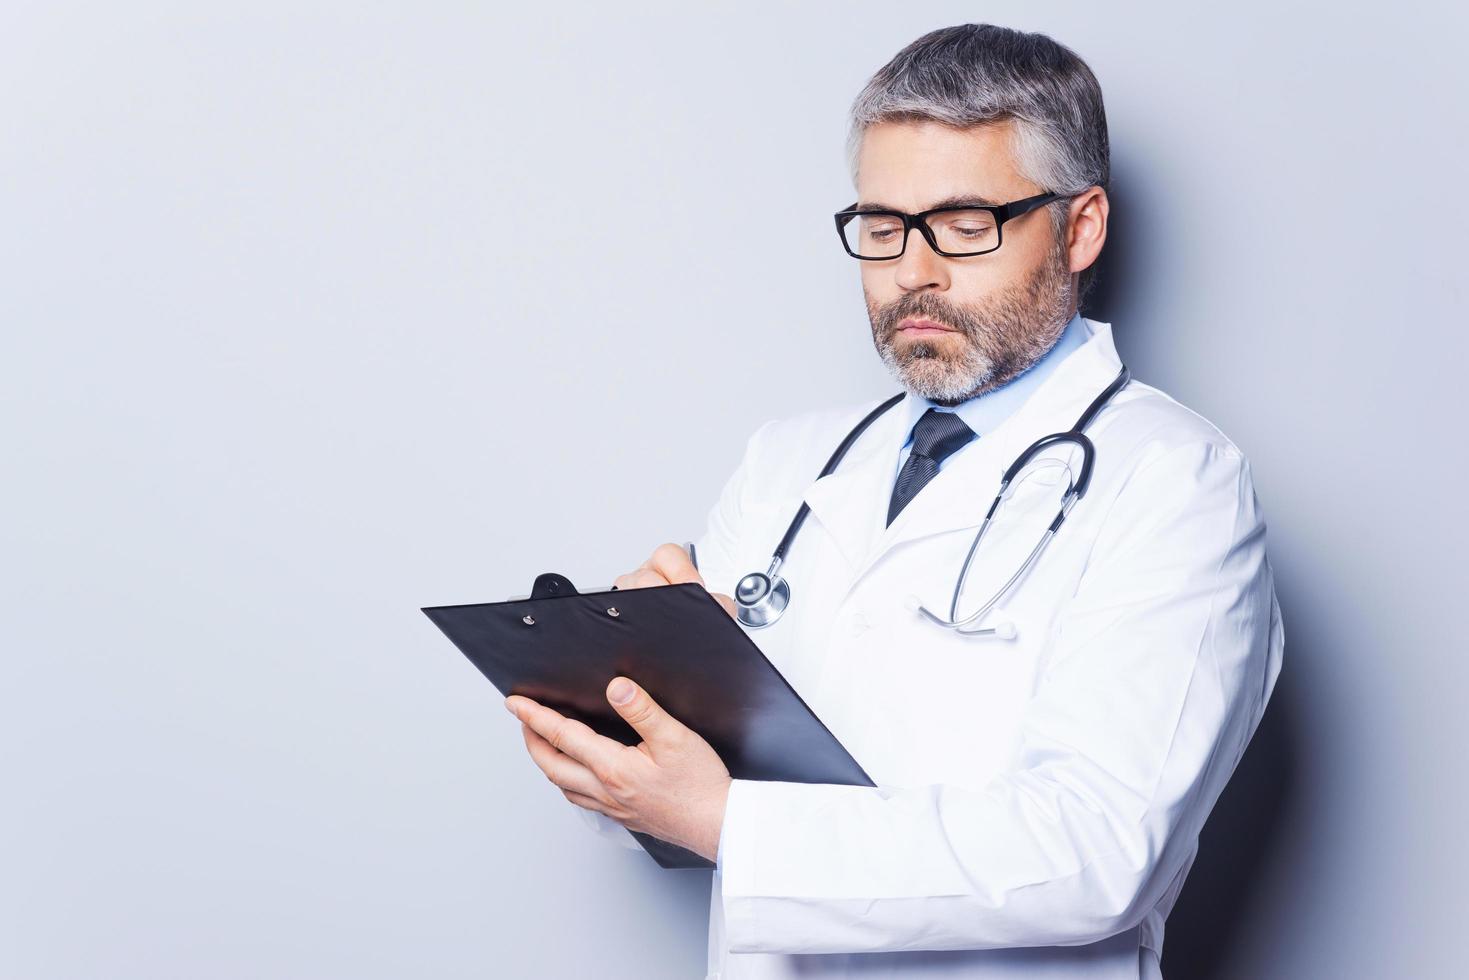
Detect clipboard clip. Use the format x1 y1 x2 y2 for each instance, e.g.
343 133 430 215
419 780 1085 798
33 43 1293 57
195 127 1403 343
529 572 579 600
508 571 613 602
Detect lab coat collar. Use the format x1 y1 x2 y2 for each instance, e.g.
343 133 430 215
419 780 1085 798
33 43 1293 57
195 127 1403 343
800 317 1124 591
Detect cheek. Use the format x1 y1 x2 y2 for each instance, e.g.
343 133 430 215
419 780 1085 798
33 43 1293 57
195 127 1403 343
951 254 1023 295
1003 226 1060 275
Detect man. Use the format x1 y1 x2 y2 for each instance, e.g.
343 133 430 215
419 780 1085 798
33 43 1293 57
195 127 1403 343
504 22 1283 979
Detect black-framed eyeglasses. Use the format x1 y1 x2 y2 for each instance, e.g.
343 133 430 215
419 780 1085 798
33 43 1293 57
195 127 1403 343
833 191 1066 259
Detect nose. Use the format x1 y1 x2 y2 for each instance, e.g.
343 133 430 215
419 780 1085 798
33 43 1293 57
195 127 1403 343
895 225 950 292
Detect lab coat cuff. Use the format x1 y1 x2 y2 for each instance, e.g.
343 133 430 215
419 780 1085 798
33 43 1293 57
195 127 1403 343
717 777 762 940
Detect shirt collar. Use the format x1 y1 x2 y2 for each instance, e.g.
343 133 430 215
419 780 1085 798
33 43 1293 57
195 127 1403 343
901 310 1091 447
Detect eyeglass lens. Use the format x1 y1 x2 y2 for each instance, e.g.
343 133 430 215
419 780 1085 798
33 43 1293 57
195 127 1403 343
842 208 999 258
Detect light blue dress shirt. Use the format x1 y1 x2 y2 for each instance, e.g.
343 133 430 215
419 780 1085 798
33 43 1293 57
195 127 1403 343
715 310 1089 873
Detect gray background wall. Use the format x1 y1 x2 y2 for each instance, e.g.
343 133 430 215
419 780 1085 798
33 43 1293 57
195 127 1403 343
3 2 1464 977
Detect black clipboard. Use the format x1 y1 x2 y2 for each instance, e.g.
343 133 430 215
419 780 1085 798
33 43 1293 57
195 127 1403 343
422 572 875 869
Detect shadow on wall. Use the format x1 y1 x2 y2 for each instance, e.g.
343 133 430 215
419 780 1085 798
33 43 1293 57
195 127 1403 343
1078 167 1133 328
1161 662 1298 977
1085 168 1301 978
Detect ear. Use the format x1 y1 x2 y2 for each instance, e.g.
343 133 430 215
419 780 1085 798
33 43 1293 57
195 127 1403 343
1065 186 1109 277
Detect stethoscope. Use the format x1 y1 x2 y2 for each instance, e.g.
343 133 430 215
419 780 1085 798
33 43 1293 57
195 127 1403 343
733 363 1131 638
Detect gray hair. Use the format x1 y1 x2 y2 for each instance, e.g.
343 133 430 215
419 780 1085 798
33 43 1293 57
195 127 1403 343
846 24 1110 308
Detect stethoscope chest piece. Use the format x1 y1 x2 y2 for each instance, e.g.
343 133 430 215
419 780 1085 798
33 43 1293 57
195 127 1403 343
735 565 790 629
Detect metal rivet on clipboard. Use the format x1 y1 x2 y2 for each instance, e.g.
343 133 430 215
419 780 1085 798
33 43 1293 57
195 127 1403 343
514 573 623 623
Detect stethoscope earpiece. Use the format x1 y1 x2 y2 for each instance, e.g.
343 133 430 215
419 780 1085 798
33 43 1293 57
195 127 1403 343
906 592 1018 639
993 621 1017 640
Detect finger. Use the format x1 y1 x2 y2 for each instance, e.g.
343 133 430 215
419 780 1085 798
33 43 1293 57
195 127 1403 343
710 591 737 619
640 542 704 586
506 696 620 775
611 568 670 590
521 724 612 801
606 676 686 754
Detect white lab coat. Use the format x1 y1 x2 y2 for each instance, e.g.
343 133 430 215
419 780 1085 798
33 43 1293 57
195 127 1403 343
580 317 1284 979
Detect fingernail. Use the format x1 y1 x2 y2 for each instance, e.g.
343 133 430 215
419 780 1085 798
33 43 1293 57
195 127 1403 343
504 697 517 716
609 679 634 704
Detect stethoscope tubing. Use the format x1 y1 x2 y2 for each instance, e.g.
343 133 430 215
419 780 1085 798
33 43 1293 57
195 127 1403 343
736 364 1131 634
769 391 906 566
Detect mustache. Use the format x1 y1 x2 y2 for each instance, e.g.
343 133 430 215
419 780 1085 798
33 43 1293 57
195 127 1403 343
875 300 973 337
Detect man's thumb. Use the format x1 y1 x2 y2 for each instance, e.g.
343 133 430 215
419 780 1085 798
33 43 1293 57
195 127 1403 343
709 591 737 620
606 677 681 746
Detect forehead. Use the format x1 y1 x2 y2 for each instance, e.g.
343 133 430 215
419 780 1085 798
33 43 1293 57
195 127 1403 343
855 118 1027 210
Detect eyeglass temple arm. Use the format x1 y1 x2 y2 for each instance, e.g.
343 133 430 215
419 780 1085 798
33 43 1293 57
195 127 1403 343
996 191 1065 223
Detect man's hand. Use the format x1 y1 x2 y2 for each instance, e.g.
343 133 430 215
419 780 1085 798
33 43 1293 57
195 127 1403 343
613 542 737 619
506 677 732 862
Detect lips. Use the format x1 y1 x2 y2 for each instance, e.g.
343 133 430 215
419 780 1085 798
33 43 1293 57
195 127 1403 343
898 317 956 334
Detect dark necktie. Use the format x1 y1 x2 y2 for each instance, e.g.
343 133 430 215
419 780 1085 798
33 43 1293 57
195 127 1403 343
887 409 976 526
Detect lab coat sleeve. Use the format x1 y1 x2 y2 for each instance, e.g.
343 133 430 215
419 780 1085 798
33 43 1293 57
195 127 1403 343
576 417 776 853
717 440 1285 953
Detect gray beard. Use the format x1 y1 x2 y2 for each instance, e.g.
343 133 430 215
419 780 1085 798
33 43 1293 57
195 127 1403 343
868 237 1075 405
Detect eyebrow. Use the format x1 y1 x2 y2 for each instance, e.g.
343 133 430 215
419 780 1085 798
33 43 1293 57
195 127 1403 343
855 193 1001 212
